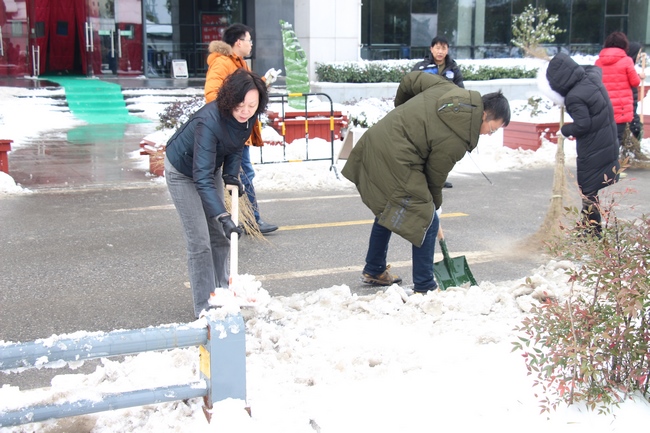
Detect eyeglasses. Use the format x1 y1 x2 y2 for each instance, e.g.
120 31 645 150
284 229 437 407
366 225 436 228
488 122 501 135
239 38 253 45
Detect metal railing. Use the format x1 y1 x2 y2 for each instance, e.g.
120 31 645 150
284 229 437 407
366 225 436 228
262 92 343 179
0 313 246 427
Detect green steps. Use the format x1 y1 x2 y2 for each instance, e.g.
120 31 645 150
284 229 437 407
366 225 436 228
41 76 150 125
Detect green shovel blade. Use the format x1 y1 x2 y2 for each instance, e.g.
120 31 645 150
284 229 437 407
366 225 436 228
433 238 478 290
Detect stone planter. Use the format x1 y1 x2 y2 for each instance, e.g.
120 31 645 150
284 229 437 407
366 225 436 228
0 139 12 174
139 138 165 177
267 111 348 144
503 121 560 151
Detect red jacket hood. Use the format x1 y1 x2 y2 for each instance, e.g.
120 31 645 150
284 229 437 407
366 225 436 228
596 47 628 66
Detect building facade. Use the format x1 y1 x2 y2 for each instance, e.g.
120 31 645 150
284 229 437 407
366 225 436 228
0 0 648 81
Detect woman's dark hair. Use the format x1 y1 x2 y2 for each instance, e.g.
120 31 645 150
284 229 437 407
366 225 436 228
482 90 511 126
216 69 268 118
223 23 253 47
603 31 629 51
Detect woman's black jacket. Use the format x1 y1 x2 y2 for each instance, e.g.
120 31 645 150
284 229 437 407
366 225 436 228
165 101 255 218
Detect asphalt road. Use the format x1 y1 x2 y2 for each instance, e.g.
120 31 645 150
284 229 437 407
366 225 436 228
2 164 649 389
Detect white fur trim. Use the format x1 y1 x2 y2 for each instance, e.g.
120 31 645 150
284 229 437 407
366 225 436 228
536 61 565 106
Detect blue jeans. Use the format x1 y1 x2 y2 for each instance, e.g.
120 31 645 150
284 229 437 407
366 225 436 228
165 156 230 318
363 212 439 292
240 146 260 222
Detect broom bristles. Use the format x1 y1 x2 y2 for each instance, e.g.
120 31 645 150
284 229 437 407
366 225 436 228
224 188 267 241
525 105 569 250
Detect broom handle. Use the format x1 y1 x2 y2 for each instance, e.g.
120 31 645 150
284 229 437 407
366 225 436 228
226 184 238 291
641 53 646 129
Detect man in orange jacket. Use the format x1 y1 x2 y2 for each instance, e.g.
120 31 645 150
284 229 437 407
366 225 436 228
205 23 278 234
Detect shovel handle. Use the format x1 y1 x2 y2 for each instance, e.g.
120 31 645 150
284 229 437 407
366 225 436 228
438 237 451 260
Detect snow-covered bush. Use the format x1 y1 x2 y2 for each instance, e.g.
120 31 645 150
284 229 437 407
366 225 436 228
157 96 205 130
343 97 394 128
315 59 417 83
511 5 565 59
315 60 537 83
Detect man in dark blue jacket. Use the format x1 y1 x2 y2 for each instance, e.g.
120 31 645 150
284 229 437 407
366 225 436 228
412 35 464 88
412 35 464 189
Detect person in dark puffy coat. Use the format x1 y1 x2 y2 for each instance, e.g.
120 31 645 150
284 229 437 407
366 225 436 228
626 41 646 140
595 32 641 146
542 52 620 237
165 69 268 318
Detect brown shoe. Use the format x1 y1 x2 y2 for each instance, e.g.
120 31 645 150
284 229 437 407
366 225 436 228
361 265 402 286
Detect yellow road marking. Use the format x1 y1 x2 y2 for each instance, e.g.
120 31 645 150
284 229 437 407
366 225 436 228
279 220 374 230
257 194 359 203
278 212 467 231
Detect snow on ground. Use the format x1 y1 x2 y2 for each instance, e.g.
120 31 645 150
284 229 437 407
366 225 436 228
1 56 650 432
2 260 650 432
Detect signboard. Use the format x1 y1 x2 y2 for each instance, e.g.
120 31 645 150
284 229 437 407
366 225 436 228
201 14 227 44
172 59 188 78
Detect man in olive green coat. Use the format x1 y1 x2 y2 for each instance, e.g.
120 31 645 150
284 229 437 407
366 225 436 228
342 71 510 293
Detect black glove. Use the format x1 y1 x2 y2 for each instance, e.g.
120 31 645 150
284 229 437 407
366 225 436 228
218 214 243 239
222 174 245 197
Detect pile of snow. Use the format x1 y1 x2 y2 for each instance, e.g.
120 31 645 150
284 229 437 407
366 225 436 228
2 260 649 432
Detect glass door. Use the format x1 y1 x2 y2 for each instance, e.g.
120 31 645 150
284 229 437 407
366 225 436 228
0 0 29 77
96 0 117 74
92 0 142 76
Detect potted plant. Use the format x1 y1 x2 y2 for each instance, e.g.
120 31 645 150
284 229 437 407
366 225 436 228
503 96 560 151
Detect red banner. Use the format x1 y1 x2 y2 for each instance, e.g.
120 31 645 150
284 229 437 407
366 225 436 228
201 14 227 44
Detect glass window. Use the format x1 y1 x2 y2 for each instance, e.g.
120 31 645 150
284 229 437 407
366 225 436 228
606 0 628 15
411 13 437 47
366 0 410 45
484 0 510 44
412 0 436 14
545 0 571 45
605 16 627 36
571 0 603 44
56 21 69 36
512 0 529 15
34 22 46 38
151 0 243 77
11 21 24 37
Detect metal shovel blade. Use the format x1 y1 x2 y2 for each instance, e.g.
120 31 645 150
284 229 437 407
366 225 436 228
433 238 478 290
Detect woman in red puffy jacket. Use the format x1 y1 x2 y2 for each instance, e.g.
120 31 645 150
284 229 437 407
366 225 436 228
595 32 641 147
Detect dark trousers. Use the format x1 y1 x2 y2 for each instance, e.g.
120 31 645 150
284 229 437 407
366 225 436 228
363 212 440 292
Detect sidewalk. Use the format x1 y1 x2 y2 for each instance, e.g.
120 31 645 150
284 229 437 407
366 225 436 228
2 75 204 190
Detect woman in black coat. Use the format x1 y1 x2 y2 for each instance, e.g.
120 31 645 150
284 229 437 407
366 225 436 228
541 52 620 236
627 41 645 140
164 69 268 318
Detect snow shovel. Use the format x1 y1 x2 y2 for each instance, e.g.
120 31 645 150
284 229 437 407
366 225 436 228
433 228 477 290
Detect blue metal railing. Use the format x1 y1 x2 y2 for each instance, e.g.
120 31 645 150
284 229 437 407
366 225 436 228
0 313 246 427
